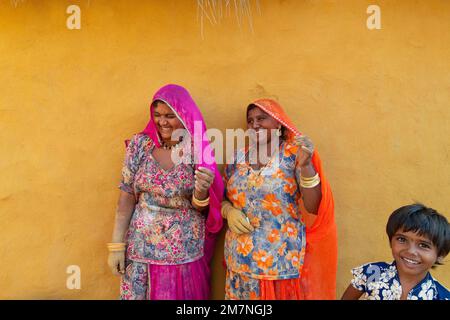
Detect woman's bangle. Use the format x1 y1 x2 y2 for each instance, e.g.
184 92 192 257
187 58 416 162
192 194 210 207
300 173 321 188
107 242 126 252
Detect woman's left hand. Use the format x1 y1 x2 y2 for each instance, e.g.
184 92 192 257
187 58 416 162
194 167 215 196
293 134 315 167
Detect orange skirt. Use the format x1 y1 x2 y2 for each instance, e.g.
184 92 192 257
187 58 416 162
225 269 302 300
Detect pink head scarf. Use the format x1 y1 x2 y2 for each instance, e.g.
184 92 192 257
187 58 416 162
140 84 224 260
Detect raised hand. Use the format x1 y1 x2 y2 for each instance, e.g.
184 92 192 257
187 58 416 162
194 167 215 197
293 134 314 167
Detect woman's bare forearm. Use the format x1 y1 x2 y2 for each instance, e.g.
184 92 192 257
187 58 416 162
298 163 322 215
111 191 136 243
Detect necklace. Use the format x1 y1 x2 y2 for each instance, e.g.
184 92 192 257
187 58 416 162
247 141 284 189
161 137 183 150
162 141 180 150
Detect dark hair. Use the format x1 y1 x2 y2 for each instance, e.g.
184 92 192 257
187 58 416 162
151 99 164 108
247 104 287 139
386 203 450 264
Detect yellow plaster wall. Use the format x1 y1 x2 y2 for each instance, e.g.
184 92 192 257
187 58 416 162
0 0 449 299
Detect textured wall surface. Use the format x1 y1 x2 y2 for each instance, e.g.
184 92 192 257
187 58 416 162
0 0 449 299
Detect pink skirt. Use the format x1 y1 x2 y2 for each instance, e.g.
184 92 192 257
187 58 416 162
120 256 210 300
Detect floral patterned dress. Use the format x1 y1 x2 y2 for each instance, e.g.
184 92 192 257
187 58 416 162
118 133 208 299
351 261 450 300
223 141 306 299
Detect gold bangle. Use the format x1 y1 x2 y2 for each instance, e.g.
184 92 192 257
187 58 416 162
300 181 320 188
300 179 320 188
107 242 126 252
108 248 125 252
300 176 320 185
300 173 319 181
108 248 126 252
192 194 210 207
107 242 125 247
193 195 210 204
300 173 321 188
107 248 126 252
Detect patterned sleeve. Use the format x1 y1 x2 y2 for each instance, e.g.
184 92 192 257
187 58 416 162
222 163 234 198
350 264 369 292
223 148 240 198
118 134 147 195
284 142 302 189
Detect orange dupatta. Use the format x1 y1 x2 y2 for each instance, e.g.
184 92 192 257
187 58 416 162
251 98 337 300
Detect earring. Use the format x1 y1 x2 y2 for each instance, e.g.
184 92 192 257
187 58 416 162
276 127 282 137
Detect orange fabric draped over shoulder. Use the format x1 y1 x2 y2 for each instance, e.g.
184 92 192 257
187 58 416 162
251 99 337 300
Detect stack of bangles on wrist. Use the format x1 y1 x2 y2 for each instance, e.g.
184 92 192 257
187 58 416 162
192 194 210 207
300 173 321 188
107 242 126 252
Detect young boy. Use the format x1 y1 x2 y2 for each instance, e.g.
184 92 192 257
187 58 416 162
342 203 450 300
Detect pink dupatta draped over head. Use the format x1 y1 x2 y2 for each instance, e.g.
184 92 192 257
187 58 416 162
140 84 224 262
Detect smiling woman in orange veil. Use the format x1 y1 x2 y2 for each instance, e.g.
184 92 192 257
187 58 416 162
221 98 336 300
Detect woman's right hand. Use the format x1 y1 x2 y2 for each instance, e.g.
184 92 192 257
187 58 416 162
226 207 254 235
108 251 125 276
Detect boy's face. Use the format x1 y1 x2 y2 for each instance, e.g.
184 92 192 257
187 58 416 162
390 229 440 279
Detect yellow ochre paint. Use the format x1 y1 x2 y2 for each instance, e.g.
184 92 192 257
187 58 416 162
0 0 448 299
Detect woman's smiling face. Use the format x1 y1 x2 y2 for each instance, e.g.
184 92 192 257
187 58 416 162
390 229 440 279
247 106 280 145
152 101 184 141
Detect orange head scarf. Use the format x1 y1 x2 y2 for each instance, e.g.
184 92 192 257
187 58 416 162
250 98 337 299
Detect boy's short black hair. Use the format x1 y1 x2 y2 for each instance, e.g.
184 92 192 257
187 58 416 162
386 203 450 262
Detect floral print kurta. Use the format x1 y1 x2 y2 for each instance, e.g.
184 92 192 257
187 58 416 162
223 141 306 281
119 133 204 265
351 261 450 300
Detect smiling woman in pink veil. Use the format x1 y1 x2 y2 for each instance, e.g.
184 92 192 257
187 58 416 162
107 84 223 300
